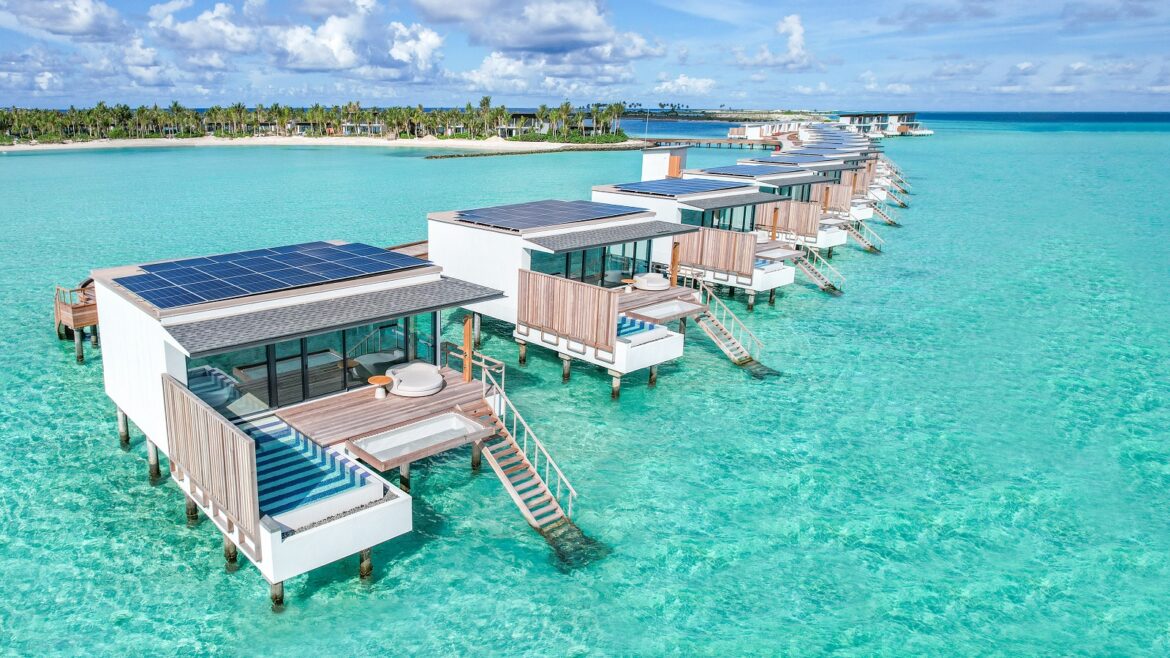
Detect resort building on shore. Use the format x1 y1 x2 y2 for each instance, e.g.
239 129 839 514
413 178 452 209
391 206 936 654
92 240 583 608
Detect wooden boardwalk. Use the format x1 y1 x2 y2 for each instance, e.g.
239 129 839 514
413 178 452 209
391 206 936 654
276 367 486 447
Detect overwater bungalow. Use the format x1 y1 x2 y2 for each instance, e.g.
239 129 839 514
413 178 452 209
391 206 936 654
836 111 933 137
92 240 581 608
419 198 769 393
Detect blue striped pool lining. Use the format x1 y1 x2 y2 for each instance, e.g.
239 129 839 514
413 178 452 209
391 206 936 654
234 416 370 517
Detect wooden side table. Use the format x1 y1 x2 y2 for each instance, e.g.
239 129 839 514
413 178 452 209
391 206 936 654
621 278 637 293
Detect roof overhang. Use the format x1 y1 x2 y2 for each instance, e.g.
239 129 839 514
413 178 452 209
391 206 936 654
680 192 785 211
523 220 698 254
166 276 503 356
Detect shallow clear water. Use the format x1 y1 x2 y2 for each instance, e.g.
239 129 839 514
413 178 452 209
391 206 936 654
2 118 1170 655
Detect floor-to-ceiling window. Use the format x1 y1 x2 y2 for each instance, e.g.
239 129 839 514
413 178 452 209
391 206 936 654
528 240 652 288
186 313 436 420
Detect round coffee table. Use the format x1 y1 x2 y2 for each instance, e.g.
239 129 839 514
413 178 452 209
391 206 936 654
368 375 392 399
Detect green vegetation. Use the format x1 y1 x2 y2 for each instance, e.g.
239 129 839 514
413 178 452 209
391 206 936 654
510 129 628 144
0 97 632 145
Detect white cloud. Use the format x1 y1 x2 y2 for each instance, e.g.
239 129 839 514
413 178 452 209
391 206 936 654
458 51 531 91
1047 84 1077 94
149 1 257 53
268 0 375 71
388 22 443 71
885 82 912 94
793 81 833 95
653 73 714 95
0 0 124 40
735 15 815 71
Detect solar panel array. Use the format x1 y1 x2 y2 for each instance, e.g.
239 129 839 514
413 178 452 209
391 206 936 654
613 178 751 196
455 199 646 231
765 154 836 163
701 165 804 177
114 241 429 310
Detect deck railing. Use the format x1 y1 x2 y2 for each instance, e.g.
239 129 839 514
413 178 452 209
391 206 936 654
161 374 262 560
516 270 619 357
804 248 847 291
672 267 765 362
54 283 98 329
854 220 886 249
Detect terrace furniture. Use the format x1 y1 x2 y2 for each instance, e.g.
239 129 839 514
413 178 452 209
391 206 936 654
386 363 445 398
632 272 670 291
367 375 392 399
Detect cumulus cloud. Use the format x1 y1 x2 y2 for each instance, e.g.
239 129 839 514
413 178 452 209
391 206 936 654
793 81 833 95
268 0 376 71
0 0 125 40
734 14 815 71
149 1 258 53
458 51 531 91
388 22 443 71
932 60 987 79
653 73 714 95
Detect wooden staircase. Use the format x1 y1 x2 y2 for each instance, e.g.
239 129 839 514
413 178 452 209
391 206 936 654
887 189 909 208
793 251 844 294
449 367 577 534
695 310 753 366
843 222 882 253
872 204 901 227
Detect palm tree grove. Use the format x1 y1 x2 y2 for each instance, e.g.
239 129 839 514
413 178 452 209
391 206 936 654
0 97 631 145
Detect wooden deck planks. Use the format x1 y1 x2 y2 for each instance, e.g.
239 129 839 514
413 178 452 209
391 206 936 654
276 368 485 447
616 286 699 312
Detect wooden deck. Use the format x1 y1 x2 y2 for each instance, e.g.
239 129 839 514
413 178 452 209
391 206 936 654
276 367 487 447
54 282 98 330
387 240 429 259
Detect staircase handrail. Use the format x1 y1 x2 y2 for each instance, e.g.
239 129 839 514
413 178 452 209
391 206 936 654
855 219 886 247
441 341 507 392
483 367 577 518
805 248 846 290
695 279 764 361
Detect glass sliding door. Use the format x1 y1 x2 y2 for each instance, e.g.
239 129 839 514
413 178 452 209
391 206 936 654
185 344 271 420
305 331 345 399
273 338 305 406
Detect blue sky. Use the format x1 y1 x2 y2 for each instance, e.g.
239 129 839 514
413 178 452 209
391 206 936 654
0 0 1168 110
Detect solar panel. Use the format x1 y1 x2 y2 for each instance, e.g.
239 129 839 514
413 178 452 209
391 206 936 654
455 199 646 231
700 165 806 177
115 241 430 310
612 178 752 196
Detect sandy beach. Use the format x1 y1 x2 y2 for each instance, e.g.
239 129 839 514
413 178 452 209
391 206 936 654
0 134 649 154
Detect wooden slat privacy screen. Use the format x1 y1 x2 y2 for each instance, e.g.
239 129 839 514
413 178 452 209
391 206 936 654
762 200 822 238
162 374 262 558
677 227 756 278
517 270 620 353
818 184 853 212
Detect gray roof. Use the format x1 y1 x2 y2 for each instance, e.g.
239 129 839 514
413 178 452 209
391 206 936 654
681 191 785 211
524 221 697 254
166 276 502 355
767 173 836 187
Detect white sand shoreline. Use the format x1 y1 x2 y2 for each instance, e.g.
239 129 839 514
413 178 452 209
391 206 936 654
0 134 647 154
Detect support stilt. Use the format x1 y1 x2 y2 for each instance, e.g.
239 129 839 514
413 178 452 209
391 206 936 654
768 288 777 305
827 247 834 259
147 441 161 483
648 365 658 387
517 340 527 366
185 495 199 526
224 535 238 572
90 325 99 348
678 317 687 337
471 440 482 471
399 462 411 493
359 548 373 580
472 313 482 349
608 370 622 400
117 407 130 451
747 292 756 312
270 582 284 611
74 329 85 364
560 355 571 383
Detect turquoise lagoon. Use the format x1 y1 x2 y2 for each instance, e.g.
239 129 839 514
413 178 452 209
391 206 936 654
2 116 1170 654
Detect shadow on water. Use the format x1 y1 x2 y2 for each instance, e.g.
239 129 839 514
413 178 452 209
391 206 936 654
542 520 612 573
